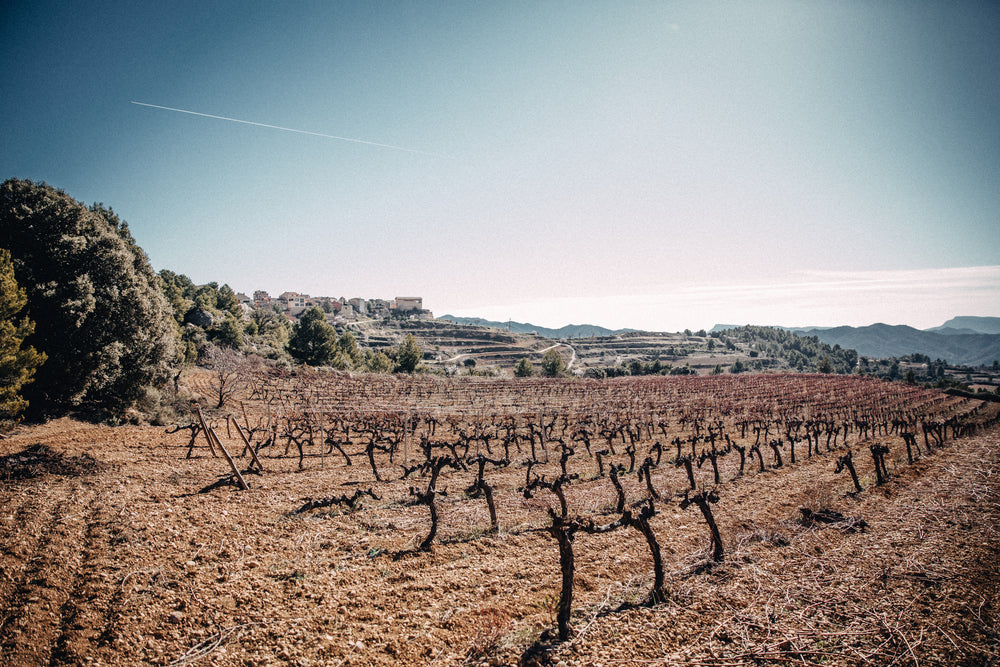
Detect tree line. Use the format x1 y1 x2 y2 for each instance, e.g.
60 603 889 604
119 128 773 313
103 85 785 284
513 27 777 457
0 178 430 422
158 269 421 374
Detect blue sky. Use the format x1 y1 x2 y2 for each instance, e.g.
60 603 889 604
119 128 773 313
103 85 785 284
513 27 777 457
2 1 998 331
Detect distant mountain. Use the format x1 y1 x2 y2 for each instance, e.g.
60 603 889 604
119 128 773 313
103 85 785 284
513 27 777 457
927 316 1000 335
437 315 632 339
795 323 1000 367
446 315 1000 364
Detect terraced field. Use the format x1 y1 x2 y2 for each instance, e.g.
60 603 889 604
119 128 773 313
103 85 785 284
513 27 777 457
350 319 745 375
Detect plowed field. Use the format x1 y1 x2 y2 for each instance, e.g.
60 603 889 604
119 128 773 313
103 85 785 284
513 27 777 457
1 374 998 666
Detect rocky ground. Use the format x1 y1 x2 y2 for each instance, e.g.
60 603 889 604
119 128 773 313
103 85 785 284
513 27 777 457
1 413 998 666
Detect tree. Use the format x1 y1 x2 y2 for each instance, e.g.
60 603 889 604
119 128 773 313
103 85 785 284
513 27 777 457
211 314 245 349
287 307 338 366
193 284 219 312
514 357 535 377
216 284 242 317
244 305 292 362
1 179 175 418
178 324 203 364
541 348 567 377
160 272 243 323
364 349 393 373
202 345 256 409
249 305 289 341
338 331 363 368
394 334 423 373
159 270 195 325
0 249 46 418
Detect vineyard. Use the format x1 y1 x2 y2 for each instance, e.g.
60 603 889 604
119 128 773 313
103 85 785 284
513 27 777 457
2 370 999 665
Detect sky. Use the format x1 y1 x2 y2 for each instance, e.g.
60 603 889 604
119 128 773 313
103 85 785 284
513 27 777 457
2 1 998 332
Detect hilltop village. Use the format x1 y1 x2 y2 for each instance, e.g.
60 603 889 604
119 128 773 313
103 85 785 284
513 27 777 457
240 291 433 325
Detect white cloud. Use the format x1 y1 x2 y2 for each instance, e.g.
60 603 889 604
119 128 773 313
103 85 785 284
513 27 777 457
445 266 1000 332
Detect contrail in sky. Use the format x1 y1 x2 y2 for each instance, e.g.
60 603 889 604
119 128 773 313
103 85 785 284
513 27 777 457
130 101 447 158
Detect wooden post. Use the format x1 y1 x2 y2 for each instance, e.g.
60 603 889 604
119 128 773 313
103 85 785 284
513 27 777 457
404 411 413 465
195 404 218 457
266 401 275 452
208 426 250 491
241 401 252 432
319 411 325 469
231 417 265 472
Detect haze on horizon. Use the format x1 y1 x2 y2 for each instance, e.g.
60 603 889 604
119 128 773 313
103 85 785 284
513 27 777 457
2 1 998 333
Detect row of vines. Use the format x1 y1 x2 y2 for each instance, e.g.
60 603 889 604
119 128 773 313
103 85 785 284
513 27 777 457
174 370 1000 644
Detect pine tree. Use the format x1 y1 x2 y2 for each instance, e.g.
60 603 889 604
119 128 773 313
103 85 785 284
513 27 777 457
514 357 535 377
541 348 567 377
0 248 46 418
394 334 423 374
287 307 339 366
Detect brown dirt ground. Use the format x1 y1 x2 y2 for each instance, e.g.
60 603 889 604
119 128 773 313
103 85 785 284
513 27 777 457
1 400 999 665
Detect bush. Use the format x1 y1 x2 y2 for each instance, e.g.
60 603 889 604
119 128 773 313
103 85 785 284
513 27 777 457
514 358 535 377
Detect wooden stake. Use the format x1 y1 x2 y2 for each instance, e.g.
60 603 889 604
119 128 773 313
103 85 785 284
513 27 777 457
195 404 218 457
241 401 251 432
404 410 413 465
319 411 325 469
231 417 265 472
208 426 249 491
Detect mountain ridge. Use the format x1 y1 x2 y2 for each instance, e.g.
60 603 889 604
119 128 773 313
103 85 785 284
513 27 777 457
714 319 1000 366
439 315 999 366
928 316 1000 335
790 323 1000 367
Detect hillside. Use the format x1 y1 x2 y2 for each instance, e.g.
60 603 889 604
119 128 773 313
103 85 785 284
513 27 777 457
712 318 1000 367
348 316 998 379
345 319 858 377
797 323 1000 367
436 315 630 339
930 316 1000 335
